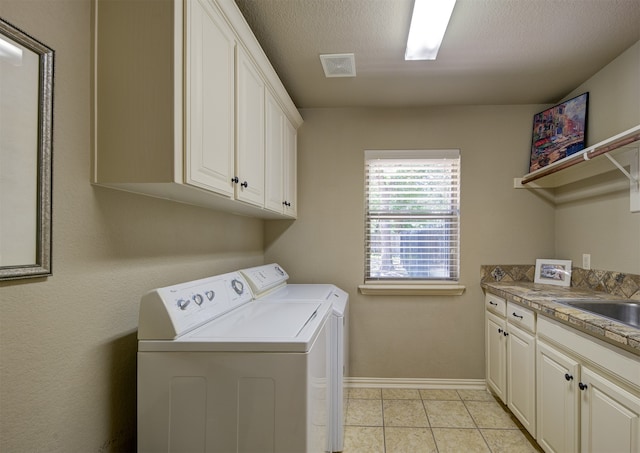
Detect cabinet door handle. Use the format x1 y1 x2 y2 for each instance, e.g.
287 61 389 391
565 373 573 381
503 331 509 337
512 312 524 319
241 181 248 188
489 301 498 306
579 382 588 390
498 328 503 334
231 176 239 184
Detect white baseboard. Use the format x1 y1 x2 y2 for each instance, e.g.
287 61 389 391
345 377 487 390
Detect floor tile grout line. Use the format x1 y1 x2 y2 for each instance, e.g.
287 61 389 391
345 388 541 452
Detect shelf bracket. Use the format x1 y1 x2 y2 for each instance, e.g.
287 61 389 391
603 152 638 185
629 149 639 213
601 149 639 212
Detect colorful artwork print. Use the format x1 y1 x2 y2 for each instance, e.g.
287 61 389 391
529 93 588 172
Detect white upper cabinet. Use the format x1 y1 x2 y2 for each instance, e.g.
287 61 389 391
235 46 265 207
265 89 297 218
185 0 236 196
264 90 285 213
283 119 297 218
92 0 302 219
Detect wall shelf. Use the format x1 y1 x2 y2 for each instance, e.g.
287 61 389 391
514 125 640 212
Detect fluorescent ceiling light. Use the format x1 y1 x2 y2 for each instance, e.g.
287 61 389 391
405 0 456 60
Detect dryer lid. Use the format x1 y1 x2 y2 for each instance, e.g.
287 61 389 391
187 301 322 339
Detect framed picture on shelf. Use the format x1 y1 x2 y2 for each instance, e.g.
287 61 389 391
529 92 589 173
534 259 572 287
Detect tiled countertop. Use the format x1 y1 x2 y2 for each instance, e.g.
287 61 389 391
481 281 640 356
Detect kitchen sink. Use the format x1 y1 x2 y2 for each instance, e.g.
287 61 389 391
555 299 640 328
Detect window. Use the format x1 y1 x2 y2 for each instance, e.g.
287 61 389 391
364 149 460 285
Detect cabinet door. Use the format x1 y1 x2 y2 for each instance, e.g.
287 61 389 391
507 324 536 436
283 119 297 218
236 47 265 207
185 0 236 196
486 311 507 403
536 340 579 453
580 366 640 453
264 90 284 213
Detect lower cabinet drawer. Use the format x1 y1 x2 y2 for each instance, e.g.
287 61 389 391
486 293 506 317
507 301 535 332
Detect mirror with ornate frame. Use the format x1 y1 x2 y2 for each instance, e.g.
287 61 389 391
0 18 54 281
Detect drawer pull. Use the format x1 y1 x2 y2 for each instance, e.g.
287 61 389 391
565 373 573 381
489 301 498 306
512 312 524 319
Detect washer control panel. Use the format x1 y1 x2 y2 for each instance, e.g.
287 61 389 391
240 263 289 297
138 272 252 340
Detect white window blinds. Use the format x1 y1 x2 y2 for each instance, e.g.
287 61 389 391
364 150 460 282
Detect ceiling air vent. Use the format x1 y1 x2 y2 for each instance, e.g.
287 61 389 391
319 53 356 78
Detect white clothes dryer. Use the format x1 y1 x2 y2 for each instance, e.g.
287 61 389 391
137 271 332 453
241 264 349 453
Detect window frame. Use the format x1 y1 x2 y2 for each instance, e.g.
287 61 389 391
359 149 465 296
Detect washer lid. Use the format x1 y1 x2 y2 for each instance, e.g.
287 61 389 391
139 300 332 352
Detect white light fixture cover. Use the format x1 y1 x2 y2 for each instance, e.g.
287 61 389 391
405 0 456 60
320 53 356 78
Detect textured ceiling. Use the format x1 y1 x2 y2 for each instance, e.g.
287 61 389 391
233 0 640 108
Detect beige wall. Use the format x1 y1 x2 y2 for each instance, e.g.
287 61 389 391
1 1 636 450
0 1 264 451
555 41 640 273
265 105 556 378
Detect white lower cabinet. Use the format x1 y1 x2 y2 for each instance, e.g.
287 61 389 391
486 311 507 403
486 293 640 452
536 316 640 453
580 366 640 453
507 322 536 435
485 295 536 436
536 340 580 453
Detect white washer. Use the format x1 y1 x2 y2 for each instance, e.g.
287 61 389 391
137 271 332 453
240 264 349 453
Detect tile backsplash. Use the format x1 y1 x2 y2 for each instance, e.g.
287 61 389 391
481 264 640 300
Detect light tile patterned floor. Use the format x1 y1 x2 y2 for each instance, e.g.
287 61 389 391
342 388 543 453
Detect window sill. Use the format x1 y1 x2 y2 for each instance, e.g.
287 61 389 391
358 283 466 296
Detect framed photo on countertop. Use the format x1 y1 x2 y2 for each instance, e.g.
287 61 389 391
534 259 572 287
